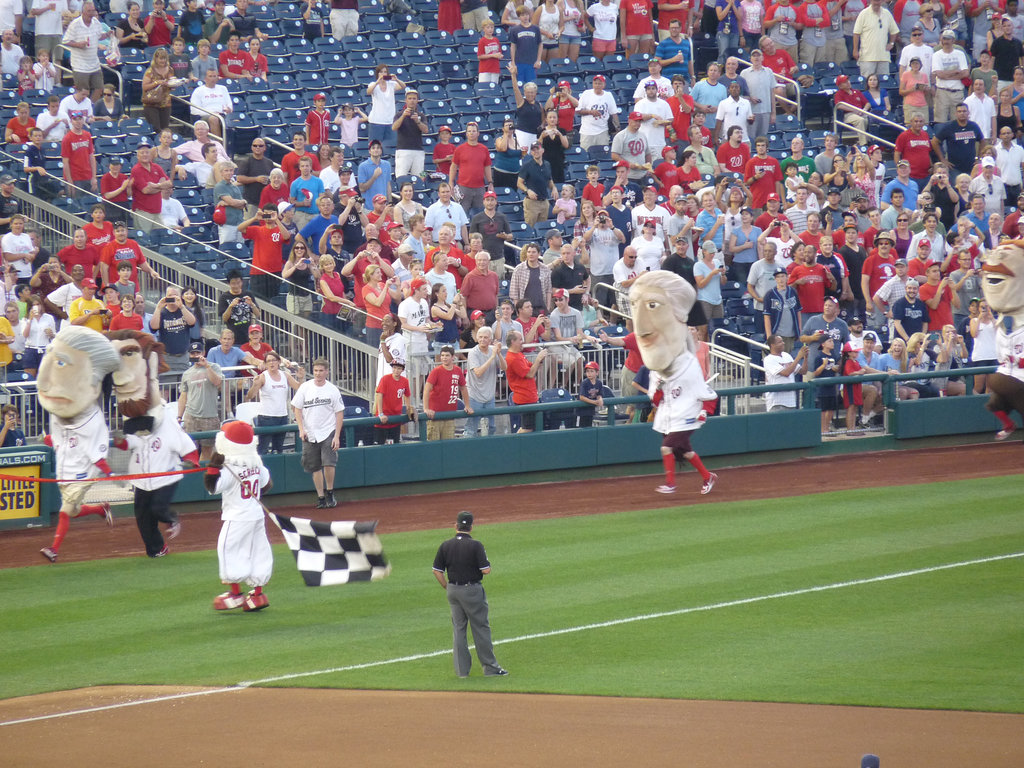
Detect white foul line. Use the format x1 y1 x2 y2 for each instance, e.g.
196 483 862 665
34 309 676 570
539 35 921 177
2 551 1020 727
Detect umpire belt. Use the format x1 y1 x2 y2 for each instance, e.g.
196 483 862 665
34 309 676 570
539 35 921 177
449 582 481 586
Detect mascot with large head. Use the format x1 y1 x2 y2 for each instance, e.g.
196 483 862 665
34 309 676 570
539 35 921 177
980 241 1024 439
37 326 121 563
628 271 719 496
105 329 199 558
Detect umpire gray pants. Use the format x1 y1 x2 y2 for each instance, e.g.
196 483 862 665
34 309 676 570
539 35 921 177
446 582 501 676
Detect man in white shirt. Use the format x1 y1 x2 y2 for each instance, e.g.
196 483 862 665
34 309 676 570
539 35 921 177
58 85 95 126
30 0 67 60
423 183 469 244
995 124 1024 201
763 334 808 410
46 264 85 330
397 277 435 380
963 77 997 140
930 29 970 123
897 25 933 78
61 0 106 101
1 214 35 282
0 29 24 77
159 186 190 230
714 81 754 145
318 146 344 195
576 73 619 150
37 95 69 142
631 184 671 243
634 80 673 156
0 0 24 40
176 141 219 187
290 357 344 509
631 59 673 102
968 156 1006 215
189 68 233 135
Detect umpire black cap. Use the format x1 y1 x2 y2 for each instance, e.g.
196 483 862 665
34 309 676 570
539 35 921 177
456 511 473 530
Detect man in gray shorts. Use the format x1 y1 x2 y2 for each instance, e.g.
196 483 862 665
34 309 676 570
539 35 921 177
178 341 224 462
290 358 344 509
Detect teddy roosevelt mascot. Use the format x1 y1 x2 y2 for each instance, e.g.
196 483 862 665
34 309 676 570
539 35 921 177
981 240 1024 441
628 270 720 496
38 326 122 563
106 329 200 557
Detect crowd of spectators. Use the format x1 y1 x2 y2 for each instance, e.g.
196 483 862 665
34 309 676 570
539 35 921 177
0 0 1013 446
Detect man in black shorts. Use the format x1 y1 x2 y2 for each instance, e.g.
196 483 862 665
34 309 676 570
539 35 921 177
290 358 344 508
432 511 508 678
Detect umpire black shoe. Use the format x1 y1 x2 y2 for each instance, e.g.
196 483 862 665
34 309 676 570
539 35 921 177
485 667 509 676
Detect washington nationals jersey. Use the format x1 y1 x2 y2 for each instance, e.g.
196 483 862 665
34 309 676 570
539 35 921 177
648 352 716 434
123 404 198 491
51 405 109 480
216 461 271 522
996 319 1024 382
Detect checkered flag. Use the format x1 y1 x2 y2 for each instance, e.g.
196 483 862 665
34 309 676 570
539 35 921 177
269 514 391 587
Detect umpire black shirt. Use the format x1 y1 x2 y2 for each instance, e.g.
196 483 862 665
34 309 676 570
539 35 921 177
433 533 490 584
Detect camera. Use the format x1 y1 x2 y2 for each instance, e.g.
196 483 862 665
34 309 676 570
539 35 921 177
598 214 608 222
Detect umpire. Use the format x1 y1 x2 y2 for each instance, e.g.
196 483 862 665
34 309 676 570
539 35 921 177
432 511 509 678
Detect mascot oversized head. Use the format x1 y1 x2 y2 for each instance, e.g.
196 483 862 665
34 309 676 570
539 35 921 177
628 270 697 375
213 420 261 470
105 330 169 434
980 240 1024 440
37 326 121 420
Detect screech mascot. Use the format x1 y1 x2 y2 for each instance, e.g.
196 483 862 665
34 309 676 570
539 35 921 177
37 327 122 563
629 271 720 495
980 241 1024 440
205 420 273 612
106 330 200 558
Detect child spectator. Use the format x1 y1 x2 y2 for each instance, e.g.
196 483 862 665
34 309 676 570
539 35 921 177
840 341 863 431
24 127 58 201
812 335 840 433
333 103 367 147
112 262 137 300
510 6 543 84
581 165 605 208
306 93 331 146
433 126 455 176
576 360 605 427
553 183 577 224
100 158 132 220
477 18 502 84
302 0 329 42
32 49 57 93
191 38 218 82
0 405 25 447
16 55 35 95
168 36 191 81
373 356 414 444
179 0 207 43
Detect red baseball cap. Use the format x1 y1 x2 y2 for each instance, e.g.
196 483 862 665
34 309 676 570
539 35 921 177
372 194 386 203
661 146 675 157
248 324 262 334
314 92 327 101
919 239 931 250
593 74 605 82
410 277 428 291
767 193 780 202
628 111 643 121
552 288 568 300
558 80 570 88
836 75 850 86
483 190 497 198
615 160 629 169
584 361 599 371
81 278 97 289
470 309 484 320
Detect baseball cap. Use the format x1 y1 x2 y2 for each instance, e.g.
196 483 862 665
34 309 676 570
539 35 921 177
558 80 570 88
766 192 780 202
982 156 996 167
314 92 327 101
188 341 204 354
592 74 605 82
875 230 896 243
81 278 97 289
700 240 717 251
372 193 386 203
530 141 543 150
339 163 353 173
615 160 629 169
410 277 428 291
894 258 908 266
483 190 497 198
394 241 414 255
827 186 842 195
842 342 854 353
456 511 473 529
390 355 406 367
0 174 13 184
552 288 568 300
941 28 956 38
248 324 262 334
867 144 881 154
863 331 879 342
897 159 910 167
546 228 562 240
825 296 839 305
628 111 642 121
836 75 849 85
661 145 675 157
438 125 452 133
919 238 931 250
584 361 599 370
773 267 788 276
136 138 152 148
470 309 484 320
644 80 657 89
277 201 293 215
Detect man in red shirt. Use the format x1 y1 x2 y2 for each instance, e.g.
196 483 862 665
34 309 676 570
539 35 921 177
100 221 158 288
58 228 101 280
84 204 114 251
421 345 472 441
504 331 549 430
280 131 321 184
144 0 175 48
219 33 249 78
917 262 959 329
654 145 681 195
60 111 96 198
759 37 798 114
449 121 493 217
893 113 934 188
861 230 899 327
341 234 397 323
238 204 291 301
666 74 695 145
717 126 751 174
620 0 655 57
754 193 784 230
787 245 835 316
745 137 784 212
130 140 172 233
834 75 869 143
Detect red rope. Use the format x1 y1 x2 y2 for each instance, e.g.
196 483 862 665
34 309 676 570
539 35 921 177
0 467 208 484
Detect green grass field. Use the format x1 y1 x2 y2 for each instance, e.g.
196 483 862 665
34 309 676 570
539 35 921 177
2 476 1023 713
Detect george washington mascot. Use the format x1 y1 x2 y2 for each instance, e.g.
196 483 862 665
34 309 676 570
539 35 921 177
106 330 200 557
981 241 1024 440
206 420 273 611
629 270 720 495
38 326 122 563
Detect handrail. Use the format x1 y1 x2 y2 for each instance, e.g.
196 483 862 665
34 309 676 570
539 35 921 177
52 44 126 107
168 91 236 151
831 103 902 149
593 281 633 321
736 57 802 124
711 326 770 353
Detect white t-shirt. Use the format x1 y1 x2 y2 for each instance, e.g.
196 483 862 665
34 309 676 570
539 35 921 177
715 97 754 144
319 166 341 195
22 312 55 348
631 203 671 242
290 379 344 443
963 93 996 140
629 235 664 272
160 196 188 228
367 80 397 125
995 142 1024 187
58 94 94 125
33 0 68 36
1 232 34 280
62 15 104 74
215 461 270 522
124 404 197 491
47 282 83 329
257 369 291 417
632 76 672 102
587 1 619 40
376 331 406 384
397 296 430 354
764 352 798 410
612 256 641 285
898 42 933 77
932 48 969 91
636 96 673 151
576 89 619 137
0 43 24 77
190 83 232 117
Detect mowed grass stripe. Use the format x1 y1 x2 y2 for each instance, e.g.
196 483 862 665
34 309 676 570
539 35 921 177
1 476 1021 711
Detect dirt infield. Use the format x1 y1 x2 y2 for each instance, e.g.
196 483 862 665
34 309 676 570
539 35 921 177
2 441 1022 767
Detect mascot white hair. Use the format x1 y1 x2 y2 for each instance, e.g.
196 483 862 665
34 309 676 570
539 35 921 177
980 240 1024 439
628 271 719 496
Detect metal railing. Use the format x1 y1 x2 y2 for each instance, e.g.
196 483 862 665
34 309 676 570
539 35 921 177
52 44 126 106
831 103 905 149
737 57 802 124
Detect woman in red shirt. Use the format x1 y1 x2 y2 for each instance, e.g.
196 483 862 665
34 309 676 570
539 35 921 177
544 82 578 134
361 264 399 348
259 169 290 210
504 330 549 431
317 253 353 333
244 38 269 80
5 102 35 144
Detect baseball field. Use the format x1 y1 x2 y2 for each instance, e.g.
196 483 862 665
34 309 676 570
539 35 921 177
0 443 1022 766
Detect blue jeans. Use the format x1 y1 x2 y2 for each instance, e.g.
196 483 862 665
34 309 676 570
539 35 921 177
716 30 740 63
256 414 288 454
368 122 389 143
466 396 495 436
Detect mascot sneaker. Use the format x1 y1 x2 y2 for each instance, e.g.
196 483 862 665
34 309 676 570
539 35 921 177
700 473 718 495
243 591 269 611
213 592 246 610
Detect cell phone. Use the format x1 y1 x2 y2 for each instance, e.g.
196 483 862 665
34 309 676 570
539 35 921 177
383 74 392 80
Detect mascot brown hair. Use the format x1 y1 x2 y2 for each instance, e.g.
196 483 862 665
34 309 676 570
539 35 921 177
981 240 1024 439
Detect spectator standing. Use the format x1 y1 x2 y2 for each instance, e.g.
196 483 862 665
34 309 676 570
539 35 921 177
219 269 261 345
504 330 549 429
99 221 158 289
392 89 429 178
422 345 472 441
289 156 324 231
765 0 800 60
61 1 106 102
763 333 809 410
509 242 553 311
740 50 777 141
291 358 344 509
280 131 320 184
328 0 359 39
656 19 694 84
518 143 557 227
60 112 97 199
239 205 290 301
366 64 405 144
235 137 273 218
178 341 224 462
130 140 172 234
477 19 503 83
576 74 619 149
964 78 997 141
469 192 512 275
931 104 984 178
149 287 197 376
931 30 970 123
461 251 501 321
144 0 175 48
140 48 174 132
852 0 898 78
